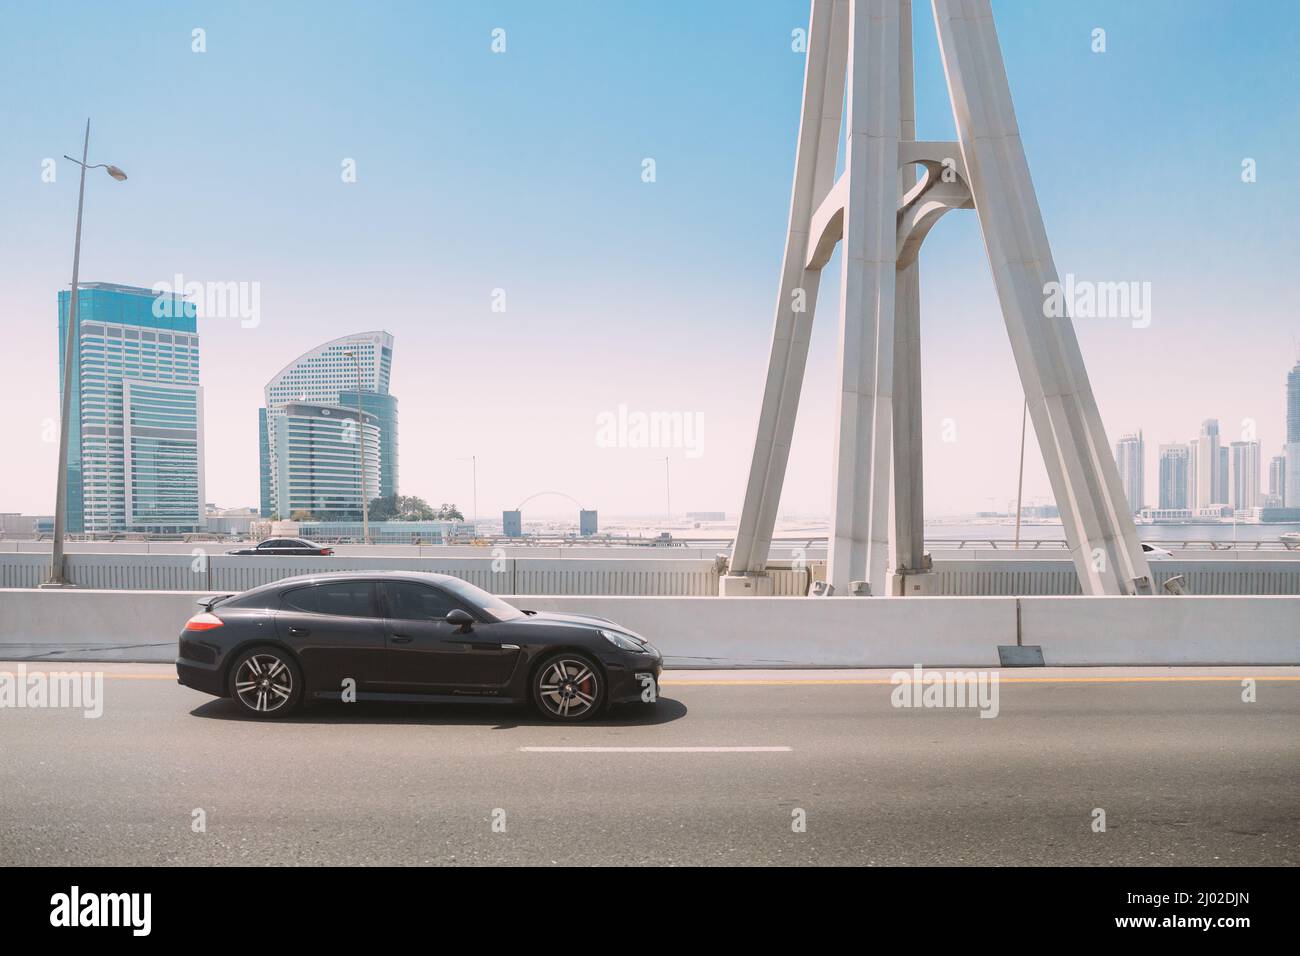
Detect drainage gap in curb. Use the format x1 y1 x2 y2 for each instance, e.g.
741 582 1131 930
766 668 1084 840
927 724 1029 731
998 644 1045 667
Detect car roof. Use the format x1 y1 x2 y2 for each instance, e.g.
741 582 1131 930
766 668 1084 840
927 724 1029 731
233 569 463 598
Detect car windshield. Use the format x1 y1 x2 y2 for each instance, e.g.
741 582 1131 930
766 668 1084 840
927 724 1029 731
437 577 525 622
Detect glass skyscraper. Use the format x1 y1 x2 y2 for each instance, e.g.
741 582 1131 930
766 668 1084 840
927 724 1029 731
1287 362 1300 507
1114 431 1144 513
338 390 398 500
270 403 380 520
259 331 396 519
1288 361 1300 445
1158 443 1190 511
57 283 205 534
1228 440 1261 510
1192 419 1221 508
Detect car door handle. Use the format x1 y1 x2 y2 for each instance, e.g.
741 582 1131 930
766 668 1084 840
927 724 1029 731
391 634 413 644
289 626 310 637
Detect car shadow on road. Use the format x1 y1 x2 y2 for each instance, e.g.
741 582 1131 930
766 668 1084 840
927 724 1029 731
188 696 688 729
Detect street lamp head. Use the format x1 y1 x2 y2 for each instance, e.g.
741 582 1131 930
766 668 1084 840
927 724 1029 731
105 165 127 181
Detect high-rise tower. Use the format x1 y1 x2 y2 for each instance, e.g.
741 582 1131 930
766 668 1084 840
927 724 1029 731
1286 361 1300 506
58 283 205 533
1115 432 1144 513
258 331 396 519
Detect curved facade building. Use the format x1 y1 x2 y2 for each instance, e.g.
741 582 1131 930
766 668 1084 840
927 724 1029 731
259 331 396 518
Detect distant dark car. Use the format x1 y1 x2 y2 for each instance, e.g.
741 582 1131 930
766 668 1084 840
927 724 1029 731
176 571 663 721
228 537 334 556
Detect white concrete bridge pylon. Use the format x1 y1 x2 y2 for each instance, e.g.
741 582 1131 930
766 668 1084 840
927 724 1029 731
723 0 1152 597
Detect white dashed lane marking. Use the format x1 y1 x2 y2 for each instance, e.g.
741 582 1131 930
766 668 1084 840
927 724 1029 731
518 746 792 753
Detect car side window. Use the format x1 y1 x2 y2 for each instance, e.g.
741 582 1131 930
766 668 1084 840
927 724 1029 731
384 582 462 621
260 539 284 549
282 582 377 617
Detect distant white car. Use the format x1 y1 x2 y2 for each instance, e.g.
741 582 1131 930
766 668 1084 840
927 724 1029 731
1141 543 1173 560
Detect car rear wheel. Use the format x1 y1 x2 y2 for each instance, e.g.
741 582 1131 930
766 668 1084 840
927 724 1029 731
229 646 303 718
533 652 605 721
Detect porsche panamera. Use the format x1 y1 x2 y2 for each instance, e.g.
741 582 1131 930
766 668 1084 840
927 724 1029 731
176 571 663 721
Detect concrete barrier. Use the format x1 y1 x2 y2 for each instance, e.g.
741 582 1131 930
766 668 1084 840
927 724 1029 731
509 595 1010 667
0 589 202 662
1 589 1296 667
1020 596 1300 665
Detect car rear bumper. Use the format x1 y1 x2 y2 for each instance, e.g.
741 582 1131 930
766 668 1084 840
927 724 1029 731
176 656 225 697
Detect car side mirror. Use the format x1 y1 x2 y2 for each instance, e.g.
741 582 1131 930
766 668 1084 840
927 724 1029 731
445 608 474 632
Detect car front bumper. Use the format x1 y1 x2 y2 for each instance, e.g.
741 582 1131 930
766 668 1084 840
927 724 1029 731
601 651 663 704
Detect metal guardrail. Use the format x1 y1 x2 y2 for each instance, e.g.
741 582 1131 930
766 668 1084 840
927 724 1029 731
925 537 1300 552
7 534 1297 554
0 553 812 597
2 551 1299 595
931 560 1300 596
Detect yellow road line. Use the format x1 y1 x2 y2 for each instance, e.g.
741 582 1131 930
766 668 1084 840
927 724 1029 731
662 676 1300 686
3 672 1297 687
0 671 175 680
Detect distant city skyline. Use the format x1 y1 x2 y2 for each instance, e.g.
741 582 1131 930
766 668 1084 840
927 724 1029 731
3 1 1299 520
1117 356 1300 516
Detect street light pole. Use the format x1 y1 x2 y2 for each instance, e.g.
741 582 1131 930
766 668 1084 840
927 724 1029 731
456 455 477 530
46 119 127 586
661 456 672 524
1013 399 1027 549
344 351 369 545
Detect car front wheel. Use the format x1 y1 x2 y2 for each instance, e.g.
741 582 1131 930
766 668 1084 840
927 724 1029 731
533 652 605 721
229 646 303 718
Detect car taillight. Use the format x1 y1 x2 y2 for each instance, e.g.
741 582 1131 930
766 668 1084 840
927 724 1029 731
322 548 334 555
185 612 225 631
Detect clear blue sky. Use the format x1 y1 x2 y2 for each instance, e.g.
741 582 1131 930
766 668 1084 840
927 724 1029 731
2 0 1297 517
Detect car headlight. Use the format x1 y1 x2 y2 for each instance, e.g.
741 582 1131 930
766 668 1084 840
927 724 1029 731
599 629 646 652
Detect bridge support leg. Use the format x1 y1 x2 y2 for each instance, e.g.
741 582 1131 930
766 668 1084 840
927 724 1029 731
825 0 901 596
721 0 849 597
932 0 1150 594
890 1 932 595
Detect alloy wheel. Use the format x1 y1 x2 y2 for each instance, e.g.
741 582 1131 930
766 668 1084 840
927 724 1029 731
537 658 600 719
233 653 294 714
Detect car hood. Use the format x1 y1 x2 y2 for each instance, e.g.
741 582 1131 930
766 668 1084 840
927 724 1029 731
519 610 617 629
518 610 650 641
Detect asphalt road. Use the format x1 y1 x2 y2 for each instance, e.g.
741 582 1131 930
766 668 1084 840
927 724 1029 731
1 663 1296 866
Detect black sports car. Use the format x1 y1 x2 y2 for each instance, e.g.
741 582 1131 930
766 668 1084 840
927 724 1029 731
177 571 663 721
227 537 335 556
